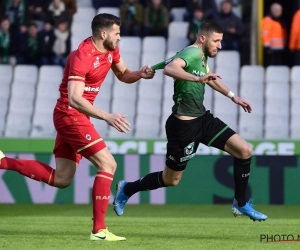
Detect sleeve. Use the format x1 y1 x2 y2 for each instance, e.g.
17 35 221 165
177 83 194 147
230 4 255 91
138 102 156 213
112 44 121 64
68 52 89 82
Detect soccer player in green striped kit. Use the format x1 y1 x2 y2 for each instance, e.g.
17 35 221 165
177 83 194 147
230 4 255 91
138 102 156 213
114 20 267 221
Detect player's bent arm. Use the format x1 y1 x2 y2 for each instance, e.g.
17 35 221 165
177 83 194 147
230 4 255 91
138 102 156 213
68 80 109 120
111 58 143 84
163 58 199 81
206 78 231 97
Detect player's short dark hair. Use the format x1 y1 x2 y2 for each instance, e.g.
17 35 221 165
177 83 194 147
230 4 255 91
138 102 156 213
198 20 223 37
91 13 121 37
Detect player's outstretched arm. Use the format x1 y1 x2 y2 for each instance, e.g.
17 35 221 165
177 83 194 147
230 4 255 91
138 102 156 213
68 80 130 133
111 58 155 84
163 58 221 82
206 78 252 113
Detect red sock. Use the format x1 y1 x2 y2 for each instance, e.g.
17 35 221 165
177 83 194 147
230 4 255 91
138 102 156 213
92 171 113 233
0 157 55 186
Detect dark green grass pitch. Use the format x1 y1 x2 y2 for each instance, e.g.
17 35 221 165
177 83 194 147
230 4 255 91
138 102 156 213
1 204 300 250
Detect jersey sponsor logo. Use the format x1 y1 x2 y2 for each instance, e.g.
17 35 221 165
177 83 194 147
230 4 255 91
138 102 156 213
94 56 100 68
84 86 100 92
192 70 205 76
86 134 91 140
108 54 112 63
96 195 110 200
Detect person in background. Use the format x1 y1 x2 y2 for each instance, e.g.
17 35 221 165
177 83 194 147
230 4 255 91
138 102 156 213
0 16 17 64
46 0 70 27
92 0 122 10
289 1 300 66
39 22 55 65
17 21 40 66
187 6 204 45
120 0 143 36
213 0 244 51
261 3 285 66
0 0 30 36
52 19 70 67
144 0 169 38
186 0 217 21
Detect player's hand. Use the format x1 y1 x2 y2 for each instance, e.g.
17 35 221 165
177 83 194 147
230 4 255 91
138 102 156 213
106 113 130 133
199 73 222 83
231 95 252 113
140 65 155 79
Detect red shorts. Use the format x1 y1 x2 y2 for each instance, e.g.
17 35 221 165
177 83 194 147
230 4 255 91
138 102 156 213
53 109 106 163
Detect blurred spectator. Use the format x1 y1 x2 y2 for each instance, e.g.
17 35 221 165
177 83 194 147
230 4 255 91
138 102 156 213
289 3 300 65
214 0 244 51
187 7 204 45
0 17 17 64
46 0 70 27
261 3 286 66
186 0 218 21
61 0 77 17
0 0 31 36
17 22 40 66
39 22 55 65
144 0 169 38
27 0 51 28
92 0 122 10
52 19 70 67
120 0 143 36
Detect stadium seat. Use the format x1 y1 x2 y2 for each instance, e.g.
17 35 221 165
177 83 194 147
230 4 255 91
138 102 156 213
167 37 189 53
77 0 92 7
97 7 120 17
168 22 189 38
118 37 142 55
238 113 263 139
264 116 289 139
240 65 264 83
73 7 95 24
214 67 239 93
170 7 187 22
290 116 300 139
30 112 56 138
291 66 300 84
142 37 166 54
134 114 160 138
215 51 240 70
265 66 290 83
5 112 31 137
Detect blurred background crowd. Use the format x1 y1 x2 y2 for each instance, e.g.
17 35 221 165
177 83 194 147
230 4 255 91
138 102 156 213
0 0 299 68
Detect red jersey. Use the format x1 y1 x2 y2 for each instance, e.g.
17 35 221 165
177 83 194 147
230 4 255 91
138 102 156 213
55 37 120 113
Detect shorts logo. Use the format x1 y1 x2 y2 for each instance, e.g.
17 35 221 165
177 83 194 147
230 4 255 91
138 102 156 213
108 54 112 63
180 142 196 162
86 134 91 140
184 142 194 156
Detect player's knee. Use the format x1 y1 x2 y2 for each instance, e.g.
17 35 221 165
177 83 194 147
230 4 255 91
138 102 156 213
239 144 252 159
164 176 181 186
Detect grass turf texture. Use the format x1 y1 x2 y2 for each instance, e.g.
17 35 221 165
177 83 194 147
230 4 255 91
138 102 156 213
1 204 300 250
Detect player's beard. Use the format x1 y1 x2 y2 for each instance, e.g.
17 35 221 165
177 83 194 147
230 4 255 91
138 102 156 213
203 41 216 58
103 35 116 51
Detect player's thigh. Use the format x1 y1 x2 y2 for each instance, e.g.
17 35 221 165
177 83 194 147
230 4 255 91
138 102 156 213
224 134 252 159
88 147 116 175
162 165 184 186
54 158 78 188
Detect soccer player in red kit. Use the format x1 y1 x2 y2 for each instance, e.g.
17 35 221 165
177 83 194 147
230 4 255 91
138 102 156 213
0 13 155 241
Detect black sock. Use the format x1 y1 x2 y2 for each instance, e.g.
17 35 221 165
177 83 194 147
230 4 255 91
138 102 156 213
234 157 251 207
124 171 166 197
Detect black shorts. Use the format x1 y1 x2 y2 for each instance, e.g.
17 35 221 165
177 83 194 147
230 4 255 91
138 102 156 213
165 111 236 171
